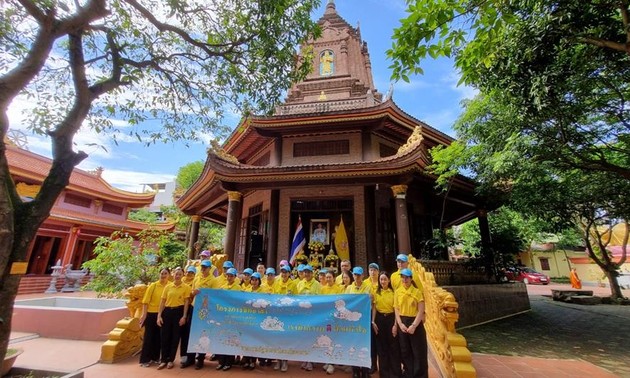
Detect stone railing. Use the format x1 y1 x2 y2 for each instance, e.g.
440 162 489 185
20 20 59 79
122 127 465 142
409 256 476 378
422 260 493 286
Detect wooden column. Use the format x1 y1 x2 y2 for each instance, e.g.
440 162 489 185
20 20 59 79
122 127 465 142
188 215 201 259
61 226 81 268
364 185 377 265
224 191 242 262
266 190 280 267
391 185 411 254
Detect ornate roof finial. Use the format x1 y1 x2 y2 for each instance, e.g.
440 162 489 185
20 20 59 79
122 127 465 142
325 0 336 14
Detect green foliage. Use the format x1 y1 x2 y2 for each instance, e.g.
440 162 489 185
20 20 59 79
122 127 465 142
83 229 186 295
128 208 158 223
176 161 205 190
457 207 530 263
1 0 322 144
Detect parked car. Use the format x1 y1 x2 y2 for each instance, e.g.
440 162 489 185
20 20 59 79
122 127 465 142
505 267 550 285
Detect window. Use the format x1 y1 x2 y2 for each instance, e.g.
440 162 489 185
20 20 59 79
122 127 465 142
319 50 334 76
63 193 91 208
293 140 349 157
539 258 550 271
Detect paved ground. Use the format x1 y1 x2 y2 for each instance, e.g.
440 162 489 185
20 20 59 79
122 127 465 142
7 283 629 377
460 283 630 377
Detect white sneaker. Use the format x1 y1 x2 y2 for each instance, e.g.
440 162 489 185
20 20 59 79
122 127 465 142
326 365 335 375
301 362 307 369
322 364 329 371
274 361 280 370
305 362 313 371
281 360 288 372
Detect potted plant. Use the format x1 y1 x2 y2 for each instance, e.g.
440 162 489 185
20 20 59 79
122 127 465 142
2 347 23 376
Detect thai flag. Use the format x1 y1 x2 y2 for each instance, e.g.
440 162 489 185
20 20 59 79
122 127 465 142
289 216 306 265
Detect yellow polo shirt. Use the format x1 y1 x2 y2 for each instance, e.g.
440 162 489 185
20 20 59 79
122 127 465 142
394 284 424 317
192 274 216 307
162 282 192 307
273 278 297 295
321 283 343 295
391 270 423 291
296 278 321 295
142 280 168 313
220 280 241 291
373 288 395 314
345 280 372 294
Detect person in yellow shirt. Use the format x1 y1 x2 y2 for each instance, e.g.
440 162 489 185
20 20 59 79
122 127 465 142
240 272 263 370
391 254 422 290
394 268 427 378
367 263 380 293
216 261 241 288
156 268 192 370
189 260 216 370
335 259 352 285
296 265 321 371
372 271 401 378
321 270 342 294
345 266 371 378
179 266 198 368
318 269 328 286
272 265 294 372
240 268 254 290
216 267 240 371
274 265 297 295
139 267 170 367
345 267 371 294
261 267 276 293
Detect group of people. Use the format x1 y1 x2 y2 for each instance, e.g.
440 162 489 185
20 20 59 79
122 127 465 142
138 250 429 378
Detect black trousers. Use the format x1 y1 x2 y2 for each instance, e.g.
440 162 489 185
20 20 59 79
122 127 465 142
139 312 160 364
179 305 195 362
160 306 184 363
398 316 428 378
374 312 402 378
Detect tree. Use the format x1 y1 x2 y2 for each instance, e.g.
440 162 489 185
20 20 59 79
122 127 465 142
390 0 630 298
388 1 630 179
83 229 187 295
0 0 320 359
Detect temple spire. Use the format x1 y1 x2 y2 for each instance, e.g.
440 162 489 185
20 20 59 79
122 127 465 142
325 0 336 14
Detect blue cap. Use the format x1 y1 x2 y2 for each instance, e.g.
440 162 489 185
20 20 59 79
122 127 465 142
319 268 328 274
242 268 254 275
251 272 262 280
297 264 306 272
352 267 364 275
201 260 212 268
226 267 238 276
223 261 234 268
368 263 379 270
265 267 276 275
186 266 197 274
396 254 409 262
280 265 291 272
400 268 413 277
303 265 314 272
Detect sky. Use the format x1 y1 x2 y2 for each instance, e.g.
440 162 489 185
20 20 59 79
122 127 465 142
7 0 475 193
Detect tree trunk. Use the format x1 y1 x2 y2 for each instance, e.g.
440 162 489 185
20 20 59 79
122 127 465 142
0 272 20 360
605 270 624 300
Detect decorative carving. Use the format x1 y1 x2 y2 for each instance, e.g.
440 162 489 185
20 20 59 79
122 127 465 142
397 126 424 156
16 182 41 198
408 255 477 378
227 191 242 202
390 184 408 198
124 283 148 318
209 139 240 164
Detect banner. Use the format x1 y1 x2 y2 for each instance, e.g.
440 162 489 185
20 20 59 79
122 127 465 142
188 289 371 367
335 216 350 260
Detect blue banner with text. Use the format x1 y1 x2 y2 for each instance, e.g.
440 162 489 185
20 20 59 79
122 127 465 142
188 289 371 367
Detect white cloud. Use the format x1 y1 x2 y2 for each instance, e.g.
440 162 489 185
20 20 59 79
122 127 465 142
299 301 313 309
260 316 284 331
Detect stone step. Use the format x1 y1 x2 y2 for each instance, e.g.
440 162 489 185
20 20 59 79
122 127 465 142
570 295 602 305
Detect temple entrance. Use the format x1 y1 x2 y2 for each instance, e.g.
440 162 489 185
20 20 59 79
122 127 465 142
244 203 268 268
290 198 354 268
28 235 64 274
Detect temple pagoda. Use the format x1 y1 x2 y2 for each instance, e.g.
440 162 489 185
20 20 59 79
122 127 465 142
177 1 485 271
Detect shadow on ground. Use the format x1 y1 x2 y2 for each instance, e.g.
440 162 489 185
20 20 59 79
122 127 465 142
459 295 630 377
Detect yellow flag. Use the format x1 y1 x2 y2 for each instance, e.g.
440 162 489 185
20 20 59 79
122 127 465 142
335 216 350 260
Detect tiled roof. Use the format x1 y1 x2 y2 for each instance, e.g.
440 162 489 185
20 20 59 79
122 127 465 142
49 207 175 232
6 145 155 205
